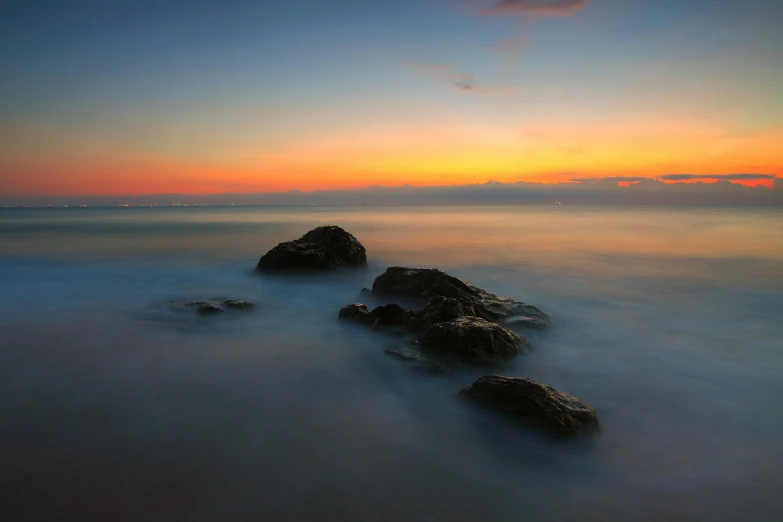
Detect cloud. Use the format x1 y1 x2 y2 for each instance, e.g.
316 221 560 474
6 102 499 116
479 0 589 17
570 176 649 183
405 61 515 96
467 2 589 60
6 176 780 207
658 173 778 181
570 174 778 188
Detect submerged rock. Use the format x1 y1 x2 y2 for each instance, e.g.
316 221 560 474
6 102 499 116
194 302 224 315
256 226 367 271
459 376 598 436
220 299 256 311
370 267 552 328
384 346 451 375
171 298 256 315
418 317 531 365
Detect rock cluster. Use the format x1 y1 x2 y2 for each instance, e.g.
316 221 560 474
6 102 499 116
253 226 599 437
336 259 598 436
371 267 552 328
340 267 543 365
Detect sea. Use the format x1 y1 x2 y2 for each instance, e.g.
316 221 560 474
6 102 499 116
1 205 782 521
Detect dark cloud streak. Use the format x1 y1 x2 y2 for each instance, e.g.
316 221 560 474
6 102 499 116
479 0 589 17
5 176 779 207
570 176 648 183
659 173 777 181
404 61 515 96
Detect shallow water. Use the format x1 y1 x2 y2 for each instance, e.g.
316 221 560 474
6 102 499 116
1 205 782 521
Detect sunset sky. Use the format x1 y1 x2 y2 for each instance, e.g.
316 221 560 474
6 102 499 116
1 0 781 197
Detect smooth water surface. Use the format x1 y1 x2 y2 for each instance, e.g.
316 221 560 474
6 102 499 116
1 205 782 521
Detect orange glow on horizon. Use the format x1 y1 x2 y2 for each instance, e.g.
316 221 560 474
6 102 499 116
1 119 781 196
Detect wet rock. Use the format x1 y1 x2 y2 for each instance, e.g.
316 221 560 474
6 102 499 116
220 299 256 311
384 346 451 375
193 302 224 315
418 317 531 365
171 298 256 315
459 376 598 436
418 295 479 326
338 303 418 331
339 296 479 333
359 288 372 298
370 267 552 328
339 303 371 322
256 226 367 271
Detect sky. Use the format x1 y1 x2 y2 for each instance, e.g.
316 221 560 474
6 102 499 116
1 0 782 198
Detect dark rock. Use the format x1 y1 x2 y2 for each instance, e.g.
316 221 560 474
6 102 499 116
365 304 417 329
338 303 418 331
256 226 367 271
384 346 451 375
220 299 256 311
194 303 224 315
171 298 256 315
459 376 598 436
418 295 479 325
418 317 531 365
359 288 372 298
339 295 479 333
370 267 552 328
339 303 370 322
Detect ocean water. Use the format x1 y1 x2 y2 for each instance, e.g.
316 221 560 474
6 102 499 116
1 205 782 521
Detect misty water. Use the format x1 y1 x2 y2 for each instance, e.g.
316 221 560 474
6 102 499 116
1 205 782 521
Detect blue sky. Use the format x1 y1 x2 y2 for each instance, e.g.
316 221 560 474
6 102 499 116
1 0 781 195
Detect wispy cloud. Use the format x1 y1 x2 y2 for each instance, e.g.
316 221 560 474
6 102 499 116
466 1 589 60
570 176 649 183
569 173 779 189
10 176 779 207
478 0 589 18
405 61 515 96
659 173 778 181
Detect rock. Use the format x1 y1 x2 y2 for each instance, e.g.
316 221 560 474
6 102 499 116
338 303 418 331
365 304 417 329
220 299 256 311
338 296 479 333
339 303 370 321
194 303 224 315
256 226 367 271
459 376 598 436
370 267 552 328
171 298 256 315
384 346 451 375
418 295 479 326
418 317 531 365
